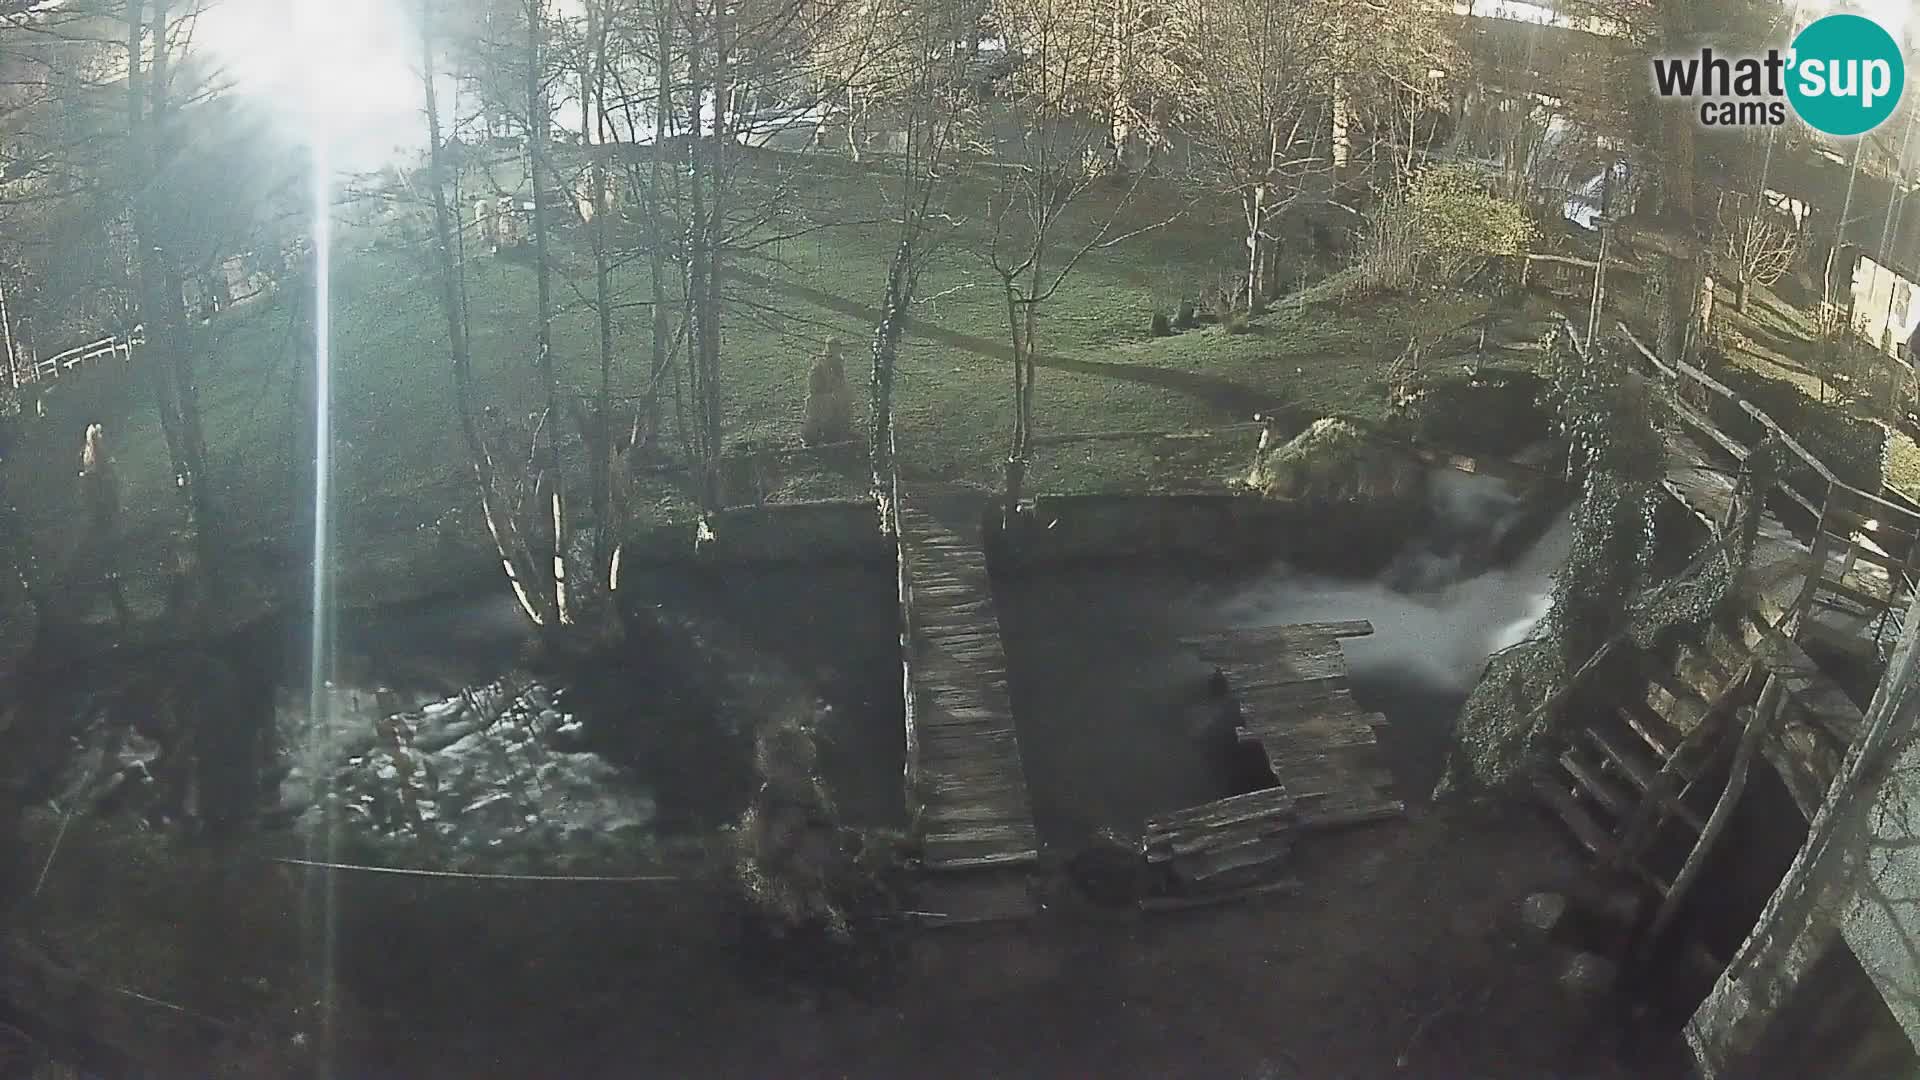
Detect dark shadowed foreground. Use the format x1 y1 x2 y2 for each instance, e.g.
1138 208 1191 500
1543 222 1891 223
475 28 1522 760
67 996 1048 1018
335 804 1674 1079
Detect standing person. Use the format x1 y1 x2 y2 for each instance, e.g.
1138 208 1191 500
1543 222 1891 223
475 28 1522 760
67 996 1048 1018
79 423 127 623
79 422 117 534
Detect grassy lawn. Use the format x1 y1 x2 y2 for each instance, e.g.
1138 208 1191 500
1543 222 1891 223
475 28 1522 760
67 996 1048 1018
7 157 1526 600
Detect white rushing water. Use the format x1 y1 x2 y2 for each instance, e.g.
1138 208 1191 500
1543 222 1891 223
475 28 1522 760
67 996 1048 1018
1212 470 1571 694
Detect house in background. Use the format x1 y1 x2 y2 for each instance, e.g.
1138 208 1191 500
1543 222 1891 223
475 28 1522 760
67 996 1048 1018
1850 254 1920 360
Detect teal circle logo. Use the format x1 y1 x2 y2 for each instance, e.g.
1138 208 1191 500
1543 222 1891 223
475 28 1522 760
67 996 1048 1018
1787 14 1905 136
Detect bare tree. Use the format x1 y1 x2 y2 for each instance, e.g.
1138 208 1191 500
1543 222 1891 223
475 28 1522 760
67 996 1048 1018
126 0 220 604
851 0 982 526
1174 0 1328 314
1718 191 1797 315
987 0 1155 522
522 0 571 626
559 0 623 570
418 0 552 628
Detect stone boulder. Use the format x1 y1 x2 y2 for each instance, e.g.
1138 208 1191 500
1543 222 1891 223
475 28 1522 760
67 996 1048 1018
1251 418 1423 508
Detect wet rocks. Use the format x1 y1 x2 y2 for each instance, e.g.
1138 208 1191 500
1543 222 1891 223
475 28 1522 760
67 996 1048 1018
1558 951 1619 996
1521 891 1569 938
1249 420 1429 572
1434 638 1566 799
298 677 656 866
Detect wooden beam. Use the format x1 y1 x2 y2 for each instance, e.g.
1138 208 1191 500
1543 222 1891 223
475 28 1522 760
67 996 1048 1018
1181 620 1375 646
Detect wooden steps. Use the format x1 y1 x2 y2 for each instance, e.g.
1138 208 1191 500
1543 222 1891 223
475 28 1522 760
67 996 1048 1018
1618 701 1681 760
1560 749 1634 819
1532 772 1622 862
1645 671 1710 735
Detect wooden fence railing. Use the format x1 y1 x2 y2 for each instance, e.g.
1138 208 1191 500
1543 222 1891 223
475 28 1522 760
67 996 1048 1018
1606 319 1920 645
7 326 143 389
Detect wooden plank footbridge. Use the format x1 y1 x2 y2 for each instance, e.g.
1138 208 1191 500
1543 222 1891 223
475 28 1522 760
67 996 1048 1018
893 478 1404 922
1143 620 1403 907
896 496 1041 925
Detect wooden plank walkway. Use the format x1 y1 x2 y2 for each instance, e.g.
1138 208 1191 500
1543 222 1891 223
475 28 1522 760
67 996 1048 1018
897 500 1038 922
1142 621 1403 906
1184 621 1402 820
1662 428 1891 653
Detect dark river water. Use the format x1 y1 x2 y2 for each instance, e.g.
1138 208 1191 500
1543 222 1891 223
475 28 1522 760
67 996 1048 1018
9 474 1580 1077
995 471 1571 846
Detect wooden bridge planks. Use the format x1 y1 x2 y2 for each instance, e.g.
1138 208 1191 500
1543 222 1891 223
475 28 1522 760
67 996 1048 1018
897 504 1040 897
1143 622 1405 908
1662 428 1891 658
1179 620 1400 820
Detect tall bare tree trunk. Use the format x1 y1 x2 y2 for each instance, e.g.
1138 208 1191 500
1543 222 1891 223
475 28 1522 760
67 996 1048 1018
870 243 909 525
1656 1 1704 370
1245 187 1267 315
1002 286 1025 526
684 10 719 509
583 0 616 568
645 0 672 454
128 0 214 602
1330 75 1351 177
846 86 861 162
1107 0 1129 172
420 0 542 626
705 4 731 501
526 0 568 625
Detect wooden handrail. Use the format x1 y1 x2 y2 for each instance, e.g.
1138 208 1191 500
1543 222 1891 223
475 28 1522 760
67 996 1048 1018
1614 320 1920 535
10 326 143 387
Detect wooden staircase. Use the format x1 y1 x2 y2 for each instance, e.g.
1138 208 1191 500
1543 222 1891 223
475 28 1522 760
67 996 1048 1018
1531 602 1863 933
1531 617 1760 903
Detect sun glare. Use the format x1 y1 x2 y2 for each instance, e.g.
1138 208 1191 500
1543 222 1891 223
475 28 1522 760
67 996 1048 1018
193 0 423 165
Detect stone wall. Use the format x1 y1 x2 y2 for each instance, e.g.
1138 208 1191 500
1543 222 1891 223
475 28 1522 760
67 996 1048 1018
618 500 890 567
989 493 1416 575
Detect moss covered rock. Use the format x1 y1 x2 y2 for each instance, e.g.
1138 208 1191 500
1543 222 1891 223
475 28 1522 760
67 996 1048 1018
1434 638 1567 798
1249 419 1429 572
1253 418 1422 507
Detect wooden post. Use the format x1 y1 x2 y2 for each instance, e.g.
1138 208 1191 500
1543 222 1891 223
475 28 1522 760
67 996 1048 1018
1586 221 1612 348
1639 672 1783 962
0 279 16 390
1686 589 1920 1076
